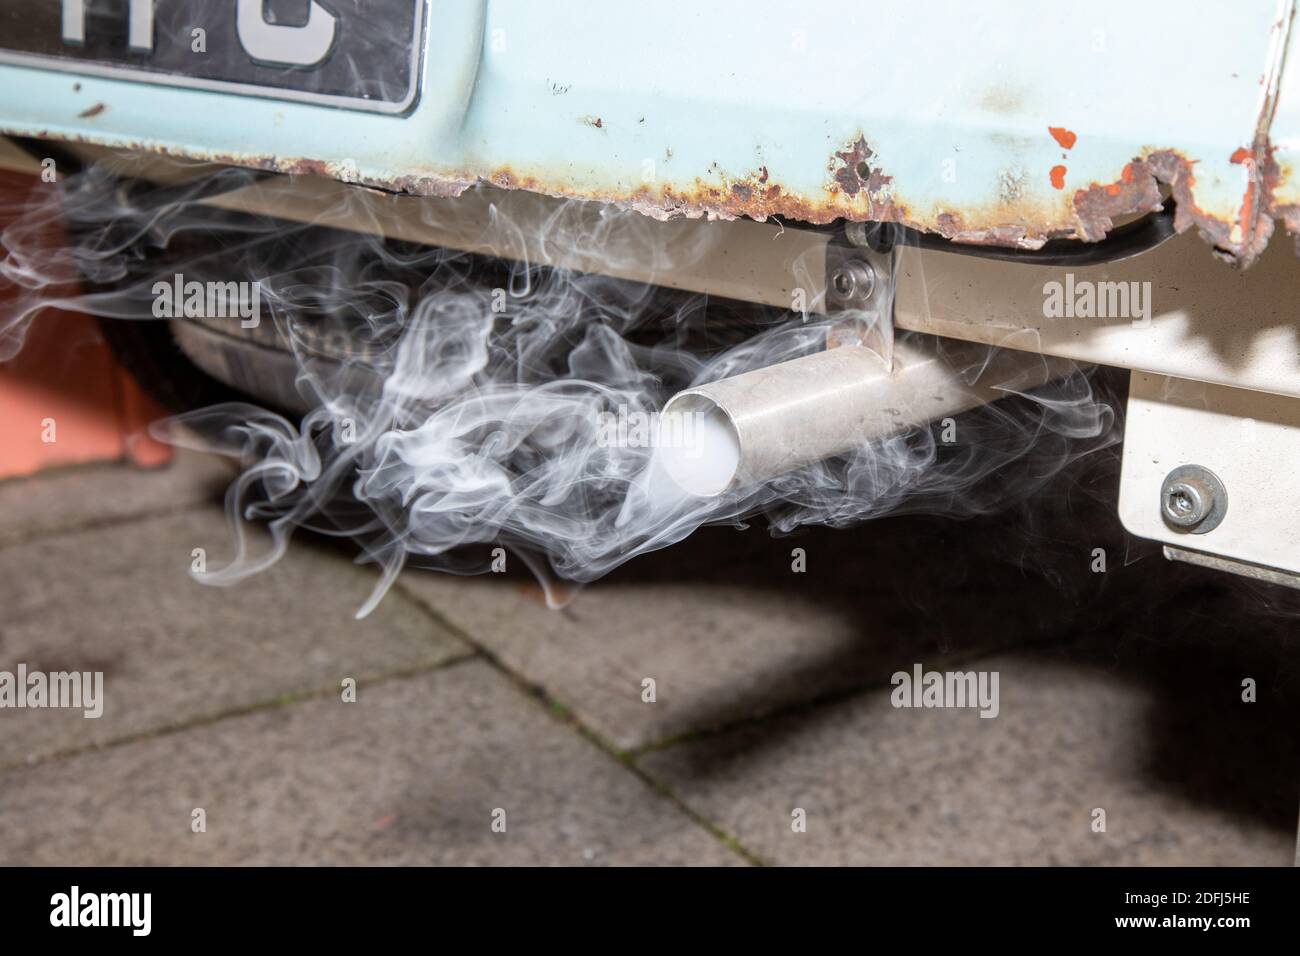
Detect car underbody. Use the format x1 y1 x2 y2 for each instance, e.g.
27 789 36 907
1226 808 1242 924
1 0 1298 593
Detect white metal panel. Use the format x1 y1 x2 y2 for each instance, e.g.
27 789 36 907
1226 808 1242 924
0 0 1292 258
894 230 1300 399
1119 371 1300 574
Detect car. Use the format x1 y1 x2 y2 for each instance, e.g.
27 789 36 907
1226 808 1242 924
1 0 1297 600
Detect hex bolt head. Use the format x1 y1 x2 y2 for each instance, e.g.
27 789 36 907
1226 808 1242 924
1163 479 1210 526
1159 465 1228 534
830 260 876 304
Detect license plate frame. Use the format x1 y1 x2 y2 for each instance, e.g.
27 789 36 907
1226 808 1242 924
0 0 427 115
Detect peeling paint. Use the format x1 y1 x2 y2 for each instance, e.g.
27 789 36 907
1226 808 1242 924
1048 126 1077 150
7 1 1300 267
997 166 1025 205
242 131 1297 265
34 120 1300 266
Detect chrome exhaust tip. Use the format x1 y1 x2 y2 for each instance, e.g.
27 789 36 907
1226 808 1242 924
659 338 1069 497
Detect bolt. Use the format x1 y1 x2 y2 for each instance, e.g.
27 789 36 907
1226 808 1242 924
1163 479 1210 527
830 260 875 304
1160 465 1227 533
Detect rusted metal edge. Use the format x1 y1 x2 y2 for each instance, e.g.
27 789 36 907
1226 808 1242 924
443 143 1295 269
1071 1 1296 267
17 0 1300 271
22 120 1297 269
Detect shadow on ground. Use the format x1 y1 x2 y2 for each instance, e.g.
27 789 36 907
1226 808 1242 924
279 436 1299 849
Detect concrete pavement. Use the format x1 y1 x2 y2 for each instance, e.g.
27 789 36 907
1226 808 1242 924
0 450 1295 865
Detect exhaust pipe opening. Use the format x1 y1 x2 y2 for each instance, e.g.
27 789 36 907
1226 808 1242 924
657 394 741 498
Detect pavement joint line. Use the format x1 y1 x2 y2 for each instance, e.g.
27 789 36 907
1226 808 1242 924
391 576 768 867
0 497 219 553
0 651 481 777
625 645 1035 760
384 580 482 657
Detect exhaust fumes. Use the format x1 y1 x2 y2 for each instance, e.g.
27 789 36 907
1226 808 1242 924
0 154 1120 615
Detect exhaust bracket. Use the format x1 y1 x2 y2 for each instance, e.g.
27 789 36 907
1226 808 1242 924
825 237 896 362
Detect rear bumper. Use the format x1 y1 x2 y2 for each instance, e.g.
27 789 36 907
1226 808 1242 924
2 0 1299 263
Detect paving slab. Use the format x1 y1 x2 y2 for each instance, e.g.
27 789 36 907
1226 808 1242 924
638 649 1298 866
399 514 1128 752
0 661 744 865
0 447 234 547
0 507 470 766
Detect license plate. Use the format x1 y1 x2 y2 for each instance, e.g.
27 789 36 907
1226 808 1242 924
0 1 426 114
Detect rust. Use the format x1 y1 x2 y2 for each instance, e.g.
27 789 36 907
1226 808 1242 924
1229 144 1268 260
831 136 893 200
283 157 333 178
266 137 1299 264
77 103 105 119
1072 156 1164 242
439 135 1295 264
1072 146 1286 266
479 161 864 228
30 121 1297 265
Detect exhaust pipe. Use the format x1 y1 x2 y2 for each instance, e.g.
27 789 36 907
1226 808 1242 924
658 337 1072 497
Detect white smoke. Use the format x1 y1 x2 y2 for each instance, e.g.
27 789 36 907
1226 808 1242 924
1 153 1119 616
